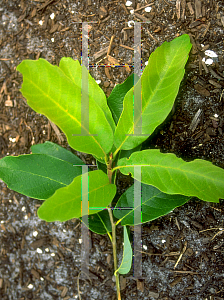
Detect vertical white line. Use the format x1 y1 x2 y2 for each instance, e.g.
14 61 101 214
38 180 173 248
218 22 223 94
81 165 89 279
133 22 142 135
133 166 142 278
81 22 89 136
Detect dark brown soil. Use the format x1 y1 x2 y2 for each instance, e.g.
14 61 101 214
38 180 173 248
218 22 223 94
0 0 224 299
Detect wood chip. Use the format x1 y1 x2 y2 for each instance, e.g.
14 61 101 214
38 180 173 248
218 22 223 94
137 279 144 292
49 120 64 143
99 6 107 19
209 79 222 89
187 2 194 15
221 16 224 27
107 55 119 65
181 0 186 21
31 269 40 280
148 291 159 298
170 276 182 287
189 108 202 132
194 84 210 97
104 67 111 79
120 276 126 291
93 45 110 61
61 286 68 297
49 23 59 34
195 0 202 19
176 0 181 20
134 12 150 22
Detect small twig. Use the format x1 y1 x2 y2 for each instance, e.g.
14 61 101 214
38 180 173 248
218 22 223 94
77 273 82 300
107 35 115 57
49 120 64 143
174 241 187 269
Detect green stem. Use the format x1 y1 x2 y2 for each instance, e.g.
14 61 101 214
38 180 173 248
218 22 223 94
107 207 121 300
107 152 121 300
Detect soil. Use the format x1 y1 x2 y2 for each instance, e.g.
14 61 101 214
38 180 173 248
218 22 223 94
0 0 224 299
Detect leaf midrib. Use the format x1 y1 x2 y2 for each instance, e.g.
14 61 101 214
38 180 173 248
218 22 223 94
24 75 106 157
116 40 185 150
118 163 223 184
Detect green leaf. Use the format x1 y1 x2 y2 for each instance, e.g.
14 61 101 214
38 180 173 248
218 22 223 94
59 58 115 132
31 141 85 165
114 34 192 151
0 154 82 200
117 149 224 203
113 183 190 226
81 209 112 234
107 73 140 125
17 58 114 160
115 226 132 275
37 170 117 222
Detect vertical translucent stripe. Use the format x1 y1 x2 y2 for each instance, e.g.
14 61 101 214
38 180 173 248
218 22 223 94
133 22 142 135
133 166 142 278
81 22 89 135
81 163 89 278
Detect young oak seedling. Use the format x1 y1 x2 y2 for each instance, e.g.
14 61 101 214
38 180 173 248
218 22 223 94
1 34 224 299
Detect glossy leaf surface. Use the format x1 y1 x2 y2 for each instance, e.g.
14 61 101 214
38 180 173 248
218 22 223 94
81 210 112 234
17 58 114 160
37 170 117 222
117 149 224 203
107 73 139 125
59 58 115 132
31 141 85 165
115 226 132 275
0 154 82 199
114 183 190 226
114 34 192 151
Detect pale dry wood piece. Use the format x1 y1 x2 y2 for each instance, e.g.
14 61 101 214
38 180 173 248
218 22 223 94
137 279 144 292
171 270 199 274
49 23 59 34
187 2 194 15
146 29 159 42
201 60 209 73
134 2 155 12
181 0 186 21
221 16 224 27
176 0 181 20
201 21 210 38
93 45 110 60
104 67 111 80
61 286 68 297
49 120 64 143
119 276 126 291
107 35 115 57
209 68 224 80
121 3 129 15
174 241 187 269
37 0 56 11
99 6 108 19
209 79 222 89
134 12 151 22
195 0 202 19
107 55 119 65
198 54 203 75
31 269 40 280
175 217 181 230
119 44 134 51
189 108 202 132
170 276 182 287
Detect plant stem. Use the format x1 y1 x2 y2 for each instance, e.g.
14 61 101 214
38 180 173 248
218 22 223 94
107 207 121 300
107 152 121 300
